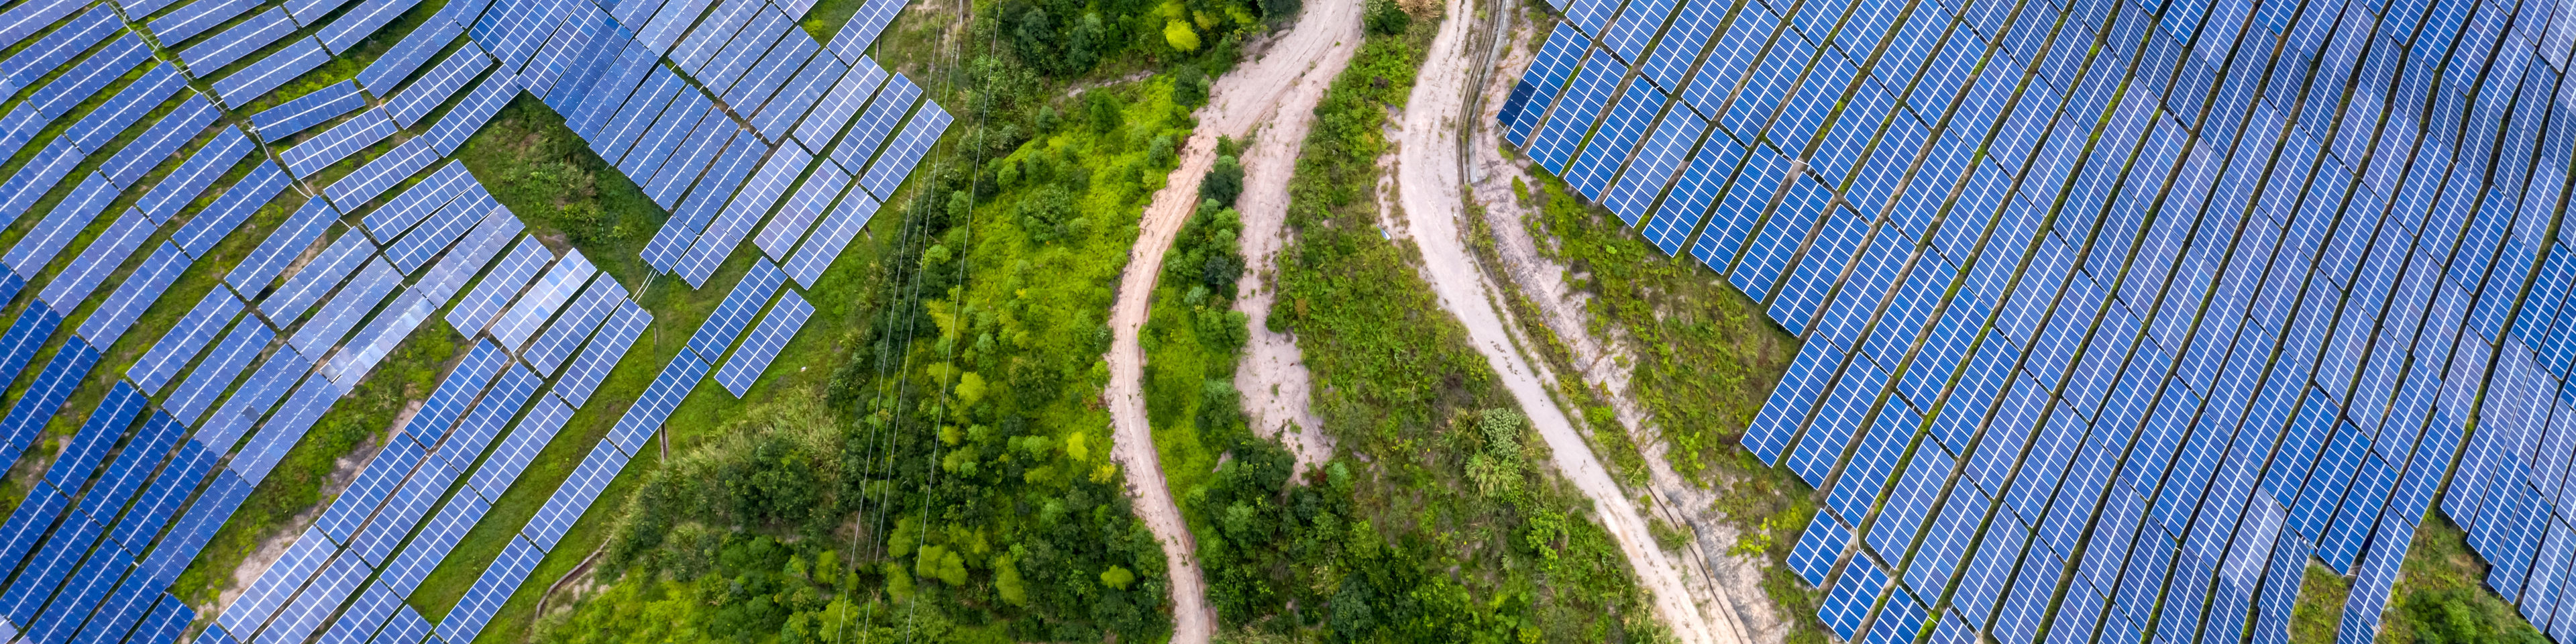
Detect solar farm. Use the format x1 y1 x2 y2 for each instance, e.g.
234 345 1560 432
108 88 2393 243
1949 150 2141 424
0 0 948 637
1504 0 2576 640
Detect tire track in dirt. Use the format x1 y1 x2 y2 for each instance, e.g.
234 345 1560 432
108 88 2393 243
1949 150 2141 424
1383 3 1746 643
1101 3 1362 641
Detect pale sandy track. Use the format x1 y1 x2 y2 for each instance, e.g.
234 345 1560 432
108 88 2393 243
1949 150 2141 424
1385 3 1742 643
1099 3 1362 642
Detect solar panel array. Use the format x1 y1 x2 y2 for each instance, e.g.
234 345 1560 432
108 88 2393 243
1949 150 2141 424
1507 0 2576 639
0 0 938 638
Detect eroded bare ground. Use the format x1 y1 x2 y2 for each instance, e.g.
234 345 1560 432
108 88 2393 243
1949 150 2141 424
1101 3 1364 643
1458 9 1788 643
1381 3 1750 643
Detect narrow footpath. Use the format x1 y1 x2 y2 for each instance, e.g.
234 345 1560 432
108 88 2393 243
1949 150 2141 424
1100 3 1364 642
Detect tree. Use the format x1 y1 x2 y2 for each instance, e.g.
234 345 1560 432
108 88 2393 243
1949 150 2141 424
1067 13 1106 72
1364 0 1409 36
1201 155 1244 206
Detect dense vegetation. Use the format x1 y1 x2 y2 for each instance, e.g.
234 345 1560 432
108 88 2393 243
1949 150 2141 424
537 5 1267 639
1175 9 1665 643
2373 514 2546 644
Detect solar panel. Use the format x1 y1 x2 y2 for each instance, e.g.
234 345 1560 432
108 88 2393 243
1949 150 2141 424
417 213 526 305
70 64 187 154
755 157 848 260
794 57 887 152
1562 79 1662 201
728 34 813 113
435 537 539 644
672 0 756 72
363 160 474 239
387 47 496 126
607 351 709 455
428 69 520 154
180 11 290 75
165 317 273 427
597 68 685 164
645 120 738 209
5 6 117 87
328 138 440 209
152 135 262 243
857 101 949 200
40 208 155 311
379 492 484 595
826 0 905 61
357 10 464 94
104 97 221 191
570 46 657 142
679 146 814 285
319 0 428 52
491 251 599 350
6 172 120 278
783 190 879 287
388 185 501 273
715 290 811 396
0 140 85 230
449 238 554 335
702 11 788 94
833 72 918 172
266 235 372 330
752 54 843 142
523 276 625 375
285 258 400 359
130 290 243 394
642 133 767 271
281 109 397 177
557 302 646 407
34 35 146 117
1526 50 1624 172
77 241 188 347
618 95 710 180
469 396 572 502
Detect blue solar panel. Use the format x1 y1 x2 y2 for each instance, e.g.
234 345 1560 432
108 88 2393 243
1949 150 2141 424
795 58 887 152
40 209 154 311
753 54 841 142
263 232 374 323
450 237 554 335
35 35 145 117
103 97 221 191
160 136 268 251
9 6 118 86
608 352 709 456
1825 400 1919 525
1817 558 1885 639
557 302 647 408
835 72 919 172
524 275 626 376
77 241 187 347
715 290 812 396
702 11 789 94
6 172 119 278
282 109 396 176
329 138 441 209
71 65 187 154
436 537 539 644
619 95 710 180
388 47 496 126
730 36 814 114
0 140 86 230
1564 80 1662 201
284 258 400 358
644 133 768 270
826 0 903 60
857 100 950 201
131 290 241 394
166 318 273 429
492 252 600 350
598 69 685 164
358 9 464 94
645 120 737 209
428 71 519 154
1731 174 1831 302
213 37 329 107
388 185 500 273
318 0 428 52
381 492 484 594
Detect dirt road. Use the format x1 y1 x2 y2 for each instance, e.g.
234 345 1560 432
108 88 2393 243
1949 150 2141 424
1386 4 1743 643
1101 3 1363 642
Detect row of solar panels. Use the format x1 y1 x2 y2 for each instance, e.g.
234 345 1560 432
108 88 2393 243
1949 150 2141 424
1505 0 2576 642
0 0 559 635
0 0 935 636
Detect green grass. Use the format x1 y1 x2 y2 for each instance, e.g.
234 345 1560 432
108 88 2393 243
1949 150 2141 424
2292 562 2352 644
2379 512 2545 644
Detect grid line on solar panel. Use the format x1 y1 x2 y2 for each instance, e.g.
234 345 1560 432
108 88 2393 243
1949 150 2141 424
827 0 905 62
390 186 500 273
327 138 439 209
282 109 396 176
70 64 186 155
857 100 950 201
716 290 811 396
523 275 625 374
795 58 887 152
388 47 496 126
10 7 117 87
646 121 737 208
430 69 520 154
753 54 843 141
833 72 918 172
358 11 464 94
619 97 709 180
643 134 766 270
7 172 119 280
78 241 188 347
492 251 598 350
214 38 329 107
730 36 812 112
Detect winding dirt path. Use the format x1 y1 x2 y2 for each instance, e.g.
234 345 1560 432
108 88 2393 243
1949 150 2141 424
1384 3 1743 643
1100 3 1363 642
